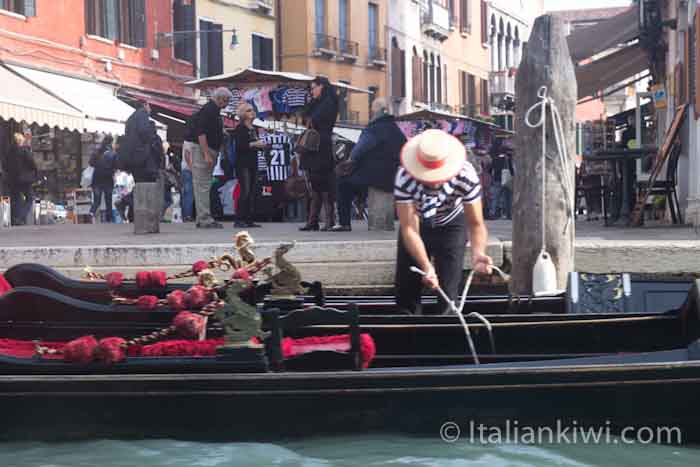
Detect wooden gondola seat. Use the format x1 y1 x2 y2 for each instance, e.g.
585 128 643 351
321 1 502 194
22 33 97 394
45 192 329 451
566 272 632 314
263 304 362 372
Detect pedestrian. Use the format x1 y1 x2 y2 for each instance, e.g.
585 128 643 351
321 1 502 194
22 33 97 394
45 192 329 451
299 76 338 231
394 129 493 315
89 134 117 223
332 98 406 232
185 87 232 229
120 102 158 182
490 149 514 220
6 131 37 226
232 102 267 228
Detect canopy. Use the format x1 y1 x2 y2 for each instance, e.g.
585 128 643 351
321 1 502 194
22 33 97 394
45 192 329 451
575 43 648 99
7 64 163 134
567 7 640 63
395 108 498 128
186 68 373 94
0 64 84 131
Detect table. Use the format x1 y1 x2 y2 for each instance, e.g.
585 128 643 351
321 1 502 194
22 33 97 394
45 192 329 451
586 147 657 224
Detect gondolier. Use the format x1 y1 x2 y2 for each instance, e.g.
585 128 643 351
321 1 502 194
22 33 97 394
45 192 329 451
394 129 493 315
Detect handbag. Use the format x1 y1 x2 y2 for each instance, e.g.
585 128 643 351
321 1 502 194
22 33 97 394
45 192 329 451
296 127 320 153
284 175 309 201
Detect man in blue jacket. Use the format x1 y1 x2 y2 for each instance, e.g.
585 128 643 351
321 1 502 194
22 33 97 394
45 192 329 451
331 98 407 231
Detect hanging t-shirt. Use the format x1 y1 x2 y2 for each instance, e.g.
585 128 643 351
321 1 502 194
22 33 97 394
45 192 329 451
262 133 292 182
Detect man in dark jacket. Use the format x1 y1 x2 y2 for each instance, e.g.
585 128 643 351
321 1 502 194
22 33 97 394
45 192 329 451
121 102 158 182
331 98 407 231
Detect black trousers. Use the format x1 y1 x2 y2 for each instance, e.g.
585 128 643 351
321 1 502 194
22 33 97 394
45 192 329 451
394 214 466 315
237 167 257 223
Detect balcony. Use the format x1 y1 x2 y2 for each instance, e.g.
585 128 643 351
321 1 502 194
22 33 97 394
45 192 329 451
489 70 516 97
421 2 450 41
368 46 387 67
248 0 273 14
313 34 338 58
338 38 359 61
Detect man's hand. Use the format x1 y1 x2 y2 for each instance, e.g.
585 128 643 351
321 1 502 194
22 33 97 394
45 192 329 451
421 264 440 290
472 253 493 275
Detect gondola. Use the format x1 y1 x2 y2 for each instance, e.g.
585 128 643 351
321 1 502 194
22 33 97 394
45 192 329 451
0 333 699 441
1 283 699 367
2 262 693 315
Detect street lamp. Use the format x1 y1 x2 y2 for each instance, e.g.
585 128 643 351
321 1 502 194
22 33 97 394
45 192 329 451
155 28 239 49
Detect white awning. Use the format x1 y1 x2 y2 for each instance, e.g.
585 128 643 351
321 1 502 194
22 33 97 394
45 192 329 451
0 64 84 131
7 64 163 134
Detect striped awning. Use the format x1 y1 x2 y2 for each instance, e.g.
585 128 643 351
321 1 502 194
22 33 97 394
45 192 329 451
0 64 83 131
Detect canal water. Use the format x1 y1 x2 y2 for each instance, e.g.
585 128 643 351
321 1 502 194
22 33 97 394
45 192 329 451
0 435 697 466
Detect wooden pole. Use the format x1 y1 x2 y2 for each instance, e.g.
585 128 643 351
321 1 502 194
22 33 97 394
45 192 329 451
511 15 577 295
133 181 161 234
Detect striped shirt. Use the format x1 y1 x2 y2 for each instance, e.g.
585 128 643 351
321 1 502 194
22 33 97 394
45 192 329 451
263 133 292 181
394 161 482 226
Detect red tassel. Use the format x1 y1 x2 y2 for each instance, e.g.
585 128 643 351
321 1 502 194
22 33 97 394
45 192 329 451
63 335 98 364
104 272 124 289
187 285 210 309
167 290 189 311
192 261 209 274
173 311 207 339
136 295 160 310
95 337 127 364
150 271 168 288
232 268 251 281
135 271 151 289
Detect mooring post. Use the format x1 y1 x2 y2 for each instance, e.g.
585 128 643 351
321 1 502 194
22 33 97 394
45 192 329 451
511 14 577 295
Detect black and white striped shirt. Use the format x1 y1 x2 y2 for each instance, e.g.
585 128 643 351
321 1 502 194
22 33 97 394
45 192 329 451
263 133 292 182
394 161 482 226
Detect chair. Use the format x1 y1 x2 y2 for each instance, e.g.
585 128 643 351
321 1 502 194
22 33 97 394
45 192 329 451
263 304 361 372
575 162 615 225
636 141 683 224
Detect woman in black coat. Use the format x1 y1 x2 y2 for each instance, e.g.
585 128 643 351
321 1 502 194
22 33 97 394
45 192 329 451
300 76 339 231
6 132 37 226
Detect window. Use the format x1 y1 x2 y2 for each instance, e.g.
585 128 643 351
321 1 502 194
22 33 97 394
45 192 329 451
436 56 442 104
480 0 488 44
339 0 348 43
199 19 223 78
448 0 456 27
460 70 476 115
252 34 274 71
1 0 35 16
368 3 379 58
460 0 470 34
173 0 195 63
315 0 325 35
85 0 145 47
429 53 435 104
422 51 429 103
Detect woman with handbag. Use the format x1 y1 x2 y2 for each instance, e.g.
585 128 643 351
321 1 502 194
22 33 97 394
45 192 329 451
299 76 339 231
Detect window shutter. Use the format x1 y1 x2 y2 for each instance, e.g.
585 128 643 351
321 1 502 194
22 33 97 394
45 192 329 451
85 0 96 35
131 0 146 47
412 54 422 102
199 19 210 77
262 37 274 71
252 35 261 69
183 3 195 63
481 79 489 115
474 77 481 115
480 0 487 44
210 23 224 76
400 48 406 98
460 0 470 34
391 43 401 98
436 62 442 104
695 9 700 118
685 28 691 105
24 0 36 16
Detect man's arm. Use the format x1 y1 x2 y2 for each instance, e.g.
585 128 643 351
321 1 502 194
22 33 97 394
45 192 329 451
396 202 439 289
463 200 493 274
197 134 214 166
350 131 378 165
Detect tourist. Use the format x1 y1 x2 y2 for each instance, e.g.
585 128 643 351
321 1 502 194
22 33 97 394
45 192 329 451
299 76 338 231
121 102 159 183
186 87 232 229
89 135 117 223
332 98 406 232
233 102 267 228
394 129 493 315
6 131 37 226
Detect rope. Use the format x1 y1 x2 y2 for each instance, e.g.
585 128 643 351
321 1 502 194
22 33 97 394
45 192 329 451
524 86 575 256
410 266 509 364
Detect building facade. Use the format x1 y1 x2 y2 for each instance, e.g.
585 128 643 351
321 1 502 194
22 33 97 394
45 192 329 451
387 0 492 120
195 0 276 78
487 0 543 129
279 0 387 125
0 0 197 203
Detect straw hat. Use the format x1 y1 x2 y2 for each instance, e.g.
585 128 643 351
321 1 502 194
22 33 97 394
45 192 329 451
400 129 466 183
